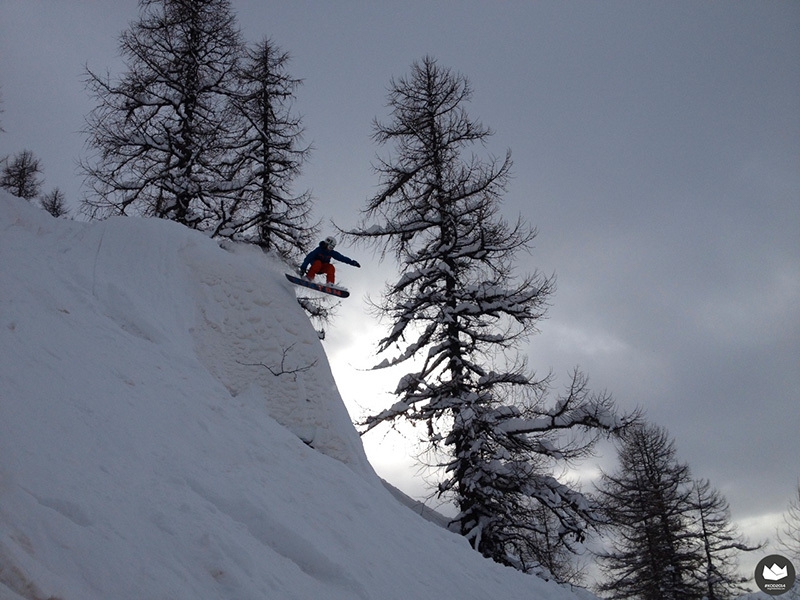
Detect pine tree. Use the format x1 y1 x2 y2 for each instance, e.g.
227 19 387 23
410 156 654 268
227 37 316 258
596 424 705 600
349 57 631 576
82 0 242 231
1 149 43 200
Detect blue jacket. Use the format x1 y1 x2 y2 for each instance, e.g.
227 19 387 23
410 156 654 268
301 243 359 272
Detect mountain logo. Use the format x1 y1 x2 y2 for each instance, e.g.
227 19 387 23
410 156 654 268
755 554 796 596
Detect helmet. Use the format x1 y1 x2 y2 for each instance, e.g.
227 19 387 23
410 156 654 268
324 236 337 249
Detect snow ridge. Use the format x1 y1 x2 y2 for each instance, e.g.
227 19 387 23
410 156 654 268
0 194 595 600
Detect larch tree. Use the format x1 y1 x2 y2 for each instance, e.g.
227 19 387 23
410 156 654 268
40 188 70 218
689 478 761 600
597 424 761 599
1 149 43 201
596 423 705 600
228 37 317 259
778 483 800 562
81 0 243 232
348 56 632 576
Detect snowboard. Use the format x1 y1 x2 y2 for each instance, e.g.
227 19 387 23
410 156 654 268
285 273 350 298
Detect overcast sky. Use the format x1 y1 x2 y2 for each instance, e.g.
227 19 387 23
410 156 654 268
2 0 798 568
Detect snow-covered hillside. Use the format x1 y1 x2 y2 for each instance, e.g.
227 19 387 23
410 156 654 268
0 193 598 600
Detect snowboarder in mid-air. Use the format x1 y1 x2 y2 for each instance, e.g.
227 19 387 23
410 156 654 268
299 236 360 285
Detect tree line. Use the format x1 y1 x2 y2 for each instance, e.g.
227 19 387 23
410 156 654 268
80 0 316 261
5 1 798 596
0 90 69 218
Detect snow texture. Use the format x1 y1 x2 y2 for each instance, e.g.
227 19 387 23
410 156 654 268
0 193 598 599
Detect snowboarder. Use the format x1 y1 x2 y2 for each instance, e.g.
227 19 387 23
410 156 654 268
299 236 360 285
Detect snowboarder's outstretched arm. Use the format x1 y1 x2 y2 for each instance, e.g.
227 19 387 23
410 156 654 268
329 249 360 268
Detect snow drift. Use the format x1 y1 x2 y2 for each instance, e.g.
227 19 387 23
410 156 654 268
0 193 596 600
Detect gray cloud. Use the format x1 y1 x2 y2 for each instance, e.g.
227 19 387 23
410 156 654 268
2 0 798 554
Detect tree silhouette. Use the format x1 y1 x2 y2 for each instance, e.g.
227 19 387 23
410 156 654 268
350 56 632 576
82 0 242 232
1 149 43 200
228 37 316 258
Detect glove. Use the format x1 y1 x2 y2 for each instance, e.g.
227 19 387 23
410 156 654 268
297 266 306 276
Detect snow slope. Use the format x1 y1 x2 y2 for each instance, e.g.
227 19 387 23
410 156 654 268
0 193 598 600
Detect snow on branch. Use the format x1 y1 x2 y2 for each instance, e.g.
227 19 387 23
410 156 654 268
498 370 631 436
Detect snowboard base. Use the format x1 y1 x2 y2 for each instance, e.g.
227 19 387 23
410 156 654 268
285 273 350 298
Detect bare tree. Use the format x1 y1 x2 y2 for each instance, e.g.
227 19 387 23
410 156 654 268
40 187 70 218
690 478 761 600
778 482 800 562
82 0 243 232
596 424 704 600
227 37 317 258
597 425 762 599
1 149 43 200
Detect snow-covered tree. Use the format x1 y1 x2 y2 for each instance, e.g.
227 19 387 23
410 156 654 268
349 56 632 575
227 37 316 258
82 0 243 232
522 502 589 584
596 423 705 600
1 149 43 200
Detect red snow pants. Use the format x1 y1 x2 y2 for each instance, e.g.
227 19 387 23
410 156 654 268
307 260 335 283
